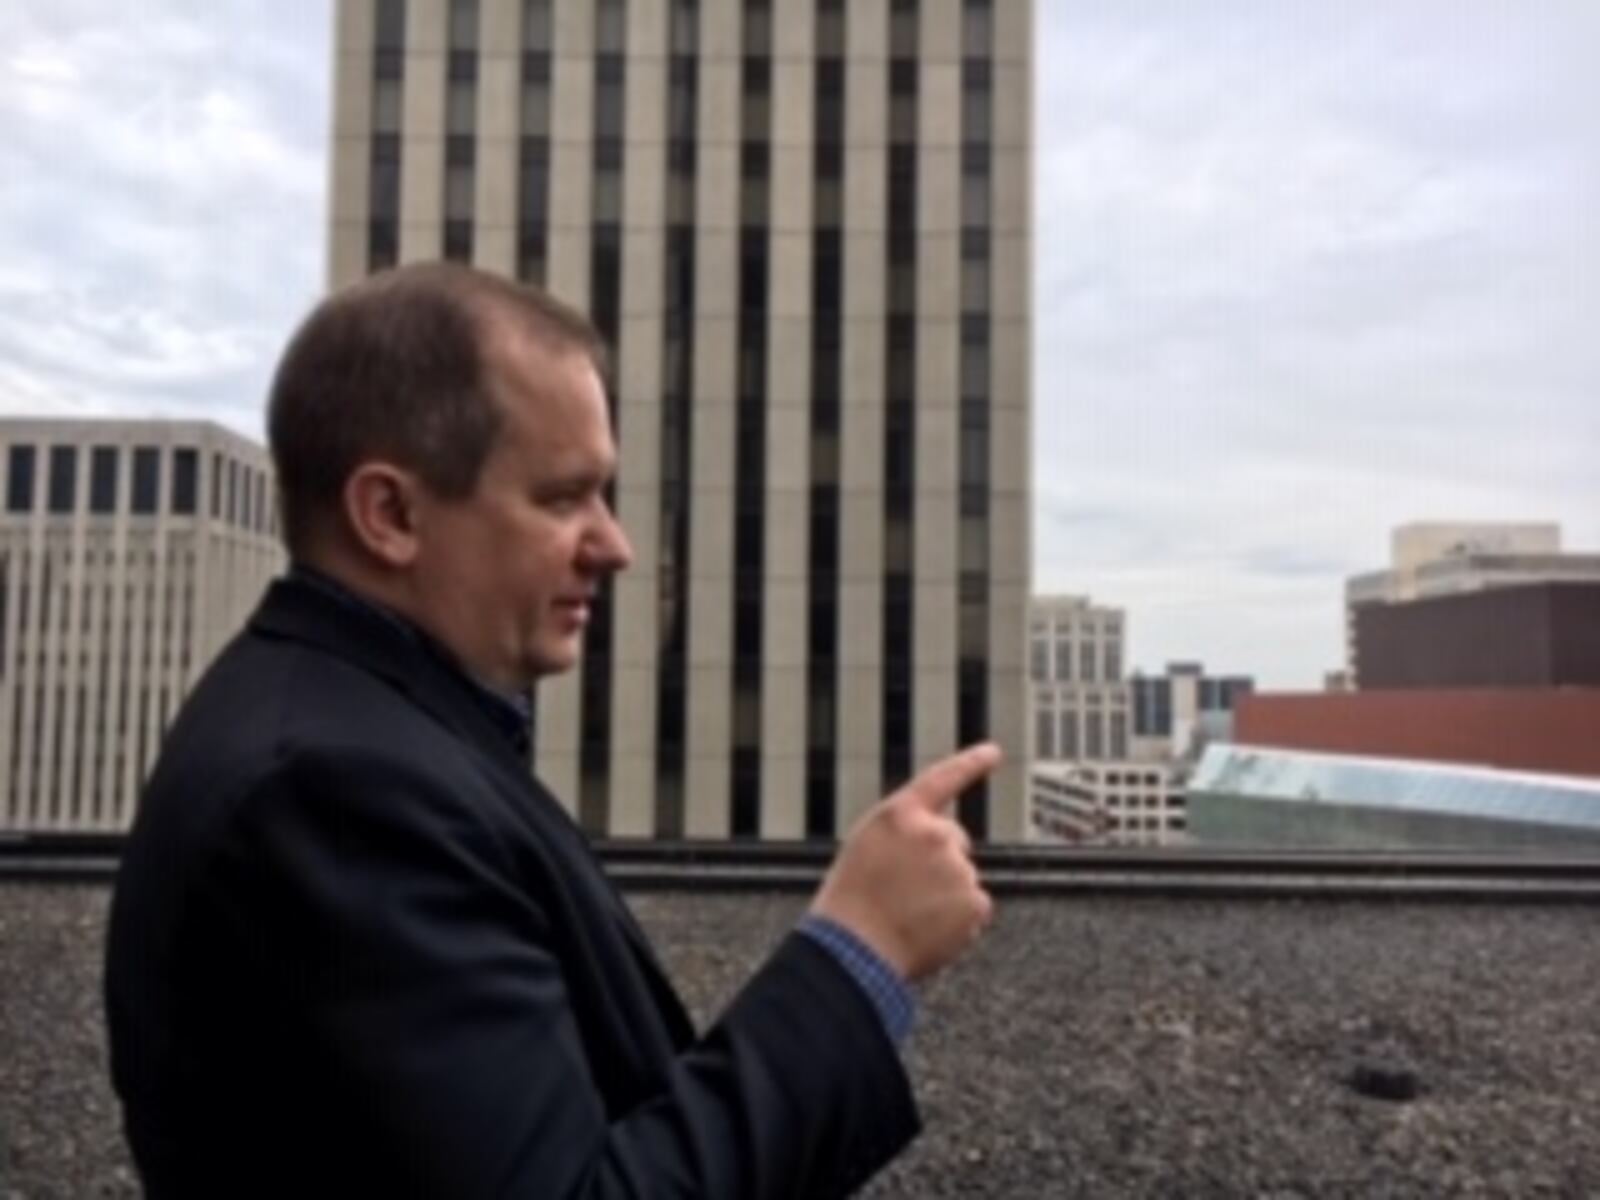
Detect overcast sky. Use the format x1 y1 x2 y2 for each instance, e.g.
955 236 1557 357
2 2 1596 687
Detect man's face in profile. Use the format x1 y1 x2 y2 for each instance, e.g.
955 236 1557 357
409 331 632 690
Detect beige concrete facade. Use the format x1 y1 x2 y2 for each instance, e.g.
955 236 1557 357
1029 595 1132 774
0 420 283 832
329 0 1033 840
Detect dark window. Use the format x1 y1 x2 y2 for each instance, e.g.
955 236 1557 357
1036 707 1057 758
817 0 846 56
370 164 400 222
241 467 257 532
962 141 991 176
47 445 76 514
962 60 993 132
522 51 551 83
519 138 549 224
888 143 917 228
596 0 626 53
448 50 477 81
743 0 771 56
449 0 479 47
963 0 993 58
595 93 625 142
889 59 919 146
741 141 770 180
815 59 845 133
813 230 842 313
743 56 770 96
890 58 919 96
806 755 836 840
446 135 475 167
90 446 117 514
131 447 160 515
374 49 404 81
443 220 473 262
890 0 918 57
590 224 622 341
368 220 398 270
375 0 407 51
172 448 198 515
731 747 760 838
522 0 552 52
671 0 698 56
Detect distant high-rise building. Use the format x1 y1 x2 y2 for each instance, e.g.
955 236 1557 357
329 0 1035 840
0 420 282 832
1029 594 1129 762
1128 661 1254 764
1343 521 1600 682
1356 581 1600 691
1026 594 1250 845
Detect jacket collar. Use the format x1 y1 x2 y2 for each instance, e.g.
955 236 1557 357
249 574 532 781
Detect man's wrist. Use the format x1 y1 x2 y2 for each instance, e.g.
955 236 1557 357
796 914 916 1045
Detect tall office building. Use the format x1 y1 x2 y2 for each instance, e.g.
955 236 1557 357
1343 521 1600 680
0 420 282 832
329 0 1033 840
1029 594 1130 762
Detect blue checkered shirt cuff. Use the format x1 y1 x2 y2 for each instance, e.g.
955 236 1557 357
796 914 916 1046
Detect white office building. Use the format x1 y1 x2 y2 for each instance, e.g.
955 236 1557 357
0 419 282 832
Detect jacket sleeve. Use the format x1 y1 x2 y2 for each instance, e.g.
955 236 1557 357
202 746 920 1198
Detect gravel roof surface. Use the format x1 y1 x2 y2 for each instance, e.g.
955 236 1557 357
4 882 1599 1198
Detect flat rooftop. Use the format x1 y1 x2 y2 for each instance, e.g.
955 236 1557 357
5 881 1599 1197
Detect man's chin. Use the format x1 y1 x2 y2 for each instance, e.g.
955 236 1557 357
531 639 584 678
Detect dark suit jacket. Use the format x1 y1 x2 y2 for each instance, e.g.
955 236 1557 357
105 577 918 1198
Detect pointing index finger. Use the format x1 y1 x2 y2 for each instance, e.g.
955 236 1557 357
904 742 1003 812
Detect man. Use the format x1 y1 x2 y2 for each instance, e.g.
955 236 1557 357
105 262 997 1198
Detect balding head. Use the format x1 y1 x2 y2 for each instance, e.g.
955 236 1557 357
266 261 606 557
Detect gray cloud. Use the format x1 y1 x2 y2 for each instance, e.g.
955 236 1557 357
0 1 1594 690
0 0 327 435
1036 0 1600 685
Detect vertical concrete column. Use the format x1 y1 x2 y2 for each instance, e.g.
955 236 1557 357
758 0 816 839
329 0 376 288
533 0 597 808
835 0 890 831
60 454 89 827
607 0 670 837
0 445 19 826
683 0 743 837
473 0 524 276
984 0 1033 839
99 443 131 830
910 0 961 774
399 0 447 262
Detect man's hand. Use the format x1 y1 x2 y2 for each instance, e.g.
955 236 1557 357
809 743 1001 983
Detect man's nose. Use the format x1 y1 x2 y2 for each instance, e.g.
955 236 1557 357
584 508 633 573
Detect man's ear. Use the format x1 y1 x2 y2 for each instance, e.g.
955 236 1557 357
342 462 423 567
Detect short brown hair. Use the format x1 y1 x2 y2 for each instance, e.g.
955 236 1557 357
267 261 605 554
